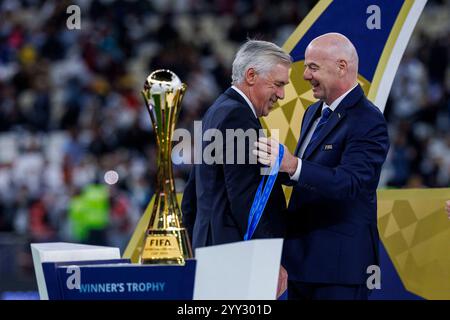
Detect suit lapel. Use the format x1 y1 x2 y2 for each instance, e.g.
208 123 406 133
302 85 364 159
294 102 322 155
224 87 261 129
302 108 345 159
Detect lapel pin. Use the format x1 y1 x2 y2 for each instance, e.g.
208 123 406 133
324 144 333 150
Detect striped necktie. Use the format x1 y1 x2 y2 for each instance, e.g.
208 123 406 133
304 107 332 155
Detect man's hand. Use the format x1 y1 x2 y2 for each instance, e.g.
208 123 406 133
446 200 450 220
277 265 288 299
253 137 298 175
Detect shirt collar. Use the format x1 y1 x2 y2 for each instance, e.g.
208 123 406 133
322 83 358 112
231 85 257 118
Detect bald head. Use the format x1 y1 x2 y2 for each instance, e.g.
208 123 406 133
307 33 359 80
303 33 359 105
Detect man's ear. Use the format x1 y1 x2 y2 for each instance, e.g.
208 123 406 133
245 67 257 85
337 59 347 77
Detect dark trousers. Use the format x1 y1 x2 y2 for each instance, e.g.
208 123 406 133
288 280 369 300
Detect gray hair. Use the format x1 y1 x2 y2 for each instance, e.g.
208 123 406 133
231 40 292 85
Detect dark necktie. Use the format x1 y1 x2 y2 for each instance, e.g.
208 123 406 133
304 107 332 155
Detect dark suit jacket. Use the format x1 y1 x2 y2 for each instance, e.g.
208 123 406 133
182 88 287 251
283 85 389 285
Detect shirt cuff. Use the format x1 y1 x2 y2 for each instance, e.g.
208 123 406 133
289 158 302 181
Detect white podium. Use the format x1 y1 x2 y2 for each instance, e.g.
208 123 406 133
31 239 283 300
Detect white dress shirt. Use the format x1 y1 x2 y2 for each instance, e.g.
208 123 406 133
290 84 357 181
231 85 257 118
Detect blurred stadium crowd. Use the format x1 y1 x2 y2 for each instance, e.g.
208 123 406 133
0 0 448 294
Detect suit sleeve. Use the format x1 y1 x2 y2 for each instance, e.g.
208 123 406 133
181 167 196 242
294 111 389 200
219 108 262 236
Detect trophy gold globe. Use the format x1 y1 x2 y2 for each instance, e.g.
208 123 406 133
140 69 193 265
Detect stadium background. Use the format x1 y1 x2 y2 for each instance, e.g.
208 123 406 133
0 0 448 299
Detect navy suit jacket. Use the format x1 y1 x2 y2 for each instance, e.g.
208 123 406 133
283 85 389 285
182 88 286 251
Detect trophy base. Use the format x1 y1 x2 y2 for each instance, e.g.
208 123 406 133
140 228 192 265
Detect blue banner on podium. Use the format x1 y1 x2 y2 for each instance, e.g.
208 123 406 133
32 241 284 300
41 259 196 300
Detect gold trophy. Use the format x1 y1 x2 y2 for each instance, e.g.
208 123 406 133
140 69 193 265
